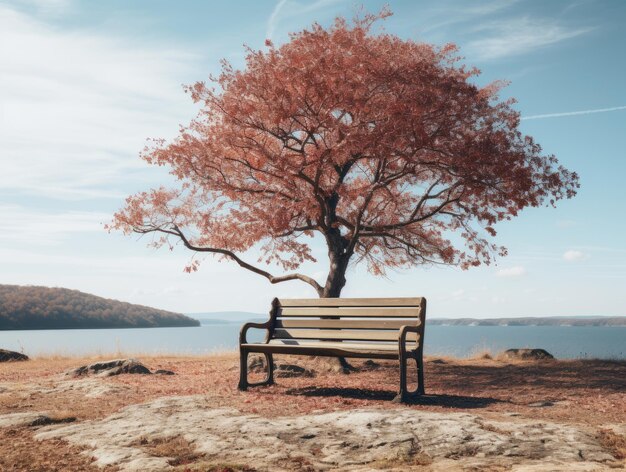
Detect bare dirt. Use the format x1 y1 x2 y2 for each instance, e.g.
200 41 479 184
0 354 624 471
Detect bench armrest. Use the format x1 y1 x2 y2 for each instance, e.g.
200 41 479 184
398 325 420 352
239 320 272 344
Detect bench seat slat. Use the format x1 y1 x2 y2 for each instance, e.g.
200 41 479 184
267 340 409 349
241 341 417 359
276 319 419 330
279 307 420 317
274 328 419 342
278 297 422 307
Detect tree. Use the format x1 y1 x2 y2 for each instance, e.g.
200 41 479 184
110 10 579 299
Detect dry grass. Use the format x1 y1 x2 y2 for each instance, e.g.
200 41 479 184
369 446 434 470
597 429 626 460
471 349 494 360
0 427 113 472
1 353 625 470
134 435 203 466
370 456 433 470
476 419 509 435
173 462 256 472
2 354 625 425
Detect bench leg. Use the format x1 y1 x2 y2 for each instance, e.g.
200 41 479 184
399 351 407 400
238 351 274 391
266 353 275 385
417 354 425 395
238 348 249 391
398 351 412 402
398 352 423 402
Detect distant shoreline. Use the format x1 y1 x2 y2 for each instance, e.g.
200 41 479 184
428 317 626 327
4 317 624 329
191 314 626 328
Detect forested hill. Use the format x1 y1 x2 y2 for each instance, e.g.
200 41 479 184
0 285 199 330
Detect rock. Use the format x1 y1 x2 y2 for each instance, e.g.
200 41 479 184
314 357 354 374
153 369 175 375
247 356 314 378
0 349 29 362
362 359 381 370
529 401 555 407
67 359 152 377
35 396 619 471
45 378 130 398
247 355 268 373
275 363 315 378
28 415 77 427
0 412 48 428
503 348 555 360
107 360 152 376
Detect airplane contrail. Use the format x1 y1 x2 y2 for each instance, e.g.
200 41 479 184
522 105 626 120
266 0 288 42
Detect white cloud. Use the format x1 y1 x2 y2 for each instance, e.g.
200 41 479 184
522 105 626 120
0 204 110 246
11 0 73 16
467 17 591 60
572 246 626 255
563 250 588 262
0 5 200 200
496 266 527 277
418 0 519 35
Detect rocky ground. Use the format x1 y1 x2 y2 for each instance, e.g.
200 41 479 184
0 353 624 471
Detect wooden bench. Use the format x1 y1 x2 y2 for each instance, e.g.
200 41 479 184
238 297 426 402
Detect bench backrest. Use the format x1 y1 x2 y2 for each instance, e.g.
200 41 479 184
267 297 426 349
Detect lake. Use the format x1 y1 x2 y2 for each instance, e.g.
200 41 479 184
0 324 624 359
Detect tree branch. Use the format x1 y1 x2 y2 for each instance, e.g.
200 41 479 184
144 225 323 295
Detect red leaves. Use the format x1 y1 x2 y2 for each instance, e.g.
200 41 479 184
111 9 579 284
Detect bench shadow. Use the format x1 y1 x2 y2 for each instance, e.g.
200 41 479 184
285 386 501 408
286 386 397 401
400 393 502 408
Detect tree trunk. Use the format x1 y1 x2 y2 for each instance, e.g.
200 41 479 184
318 251 356 373
321 253 348 298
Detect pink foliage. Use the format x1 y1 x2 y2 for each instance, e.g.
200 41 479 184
109 10 578 295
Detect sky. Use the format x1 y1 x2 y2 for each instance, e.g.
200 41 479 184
0 0 625 317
